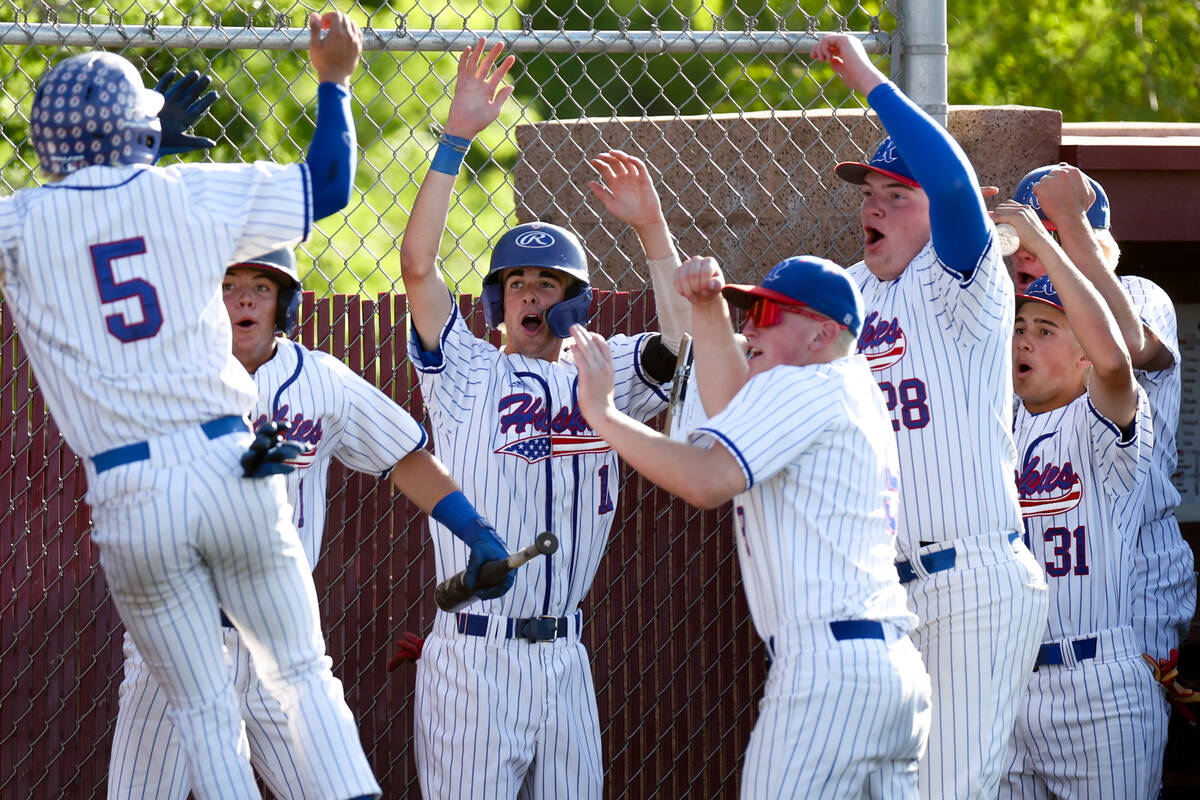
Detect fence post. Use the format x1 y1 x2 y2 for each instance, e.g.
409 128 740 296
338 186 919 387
894 0 949 127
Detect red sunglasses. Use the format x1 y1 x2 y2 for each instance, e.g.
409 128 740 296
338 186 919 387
747 298 835 329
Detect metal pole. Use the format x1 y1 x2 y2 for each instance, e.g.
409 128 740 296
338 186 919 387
894 0 948 127
0 24 890 56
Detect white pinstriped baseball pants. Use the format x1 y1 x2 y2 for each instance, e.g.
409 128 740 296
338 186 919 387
88 425 378 800
901 532 1049 800
740 622 932 799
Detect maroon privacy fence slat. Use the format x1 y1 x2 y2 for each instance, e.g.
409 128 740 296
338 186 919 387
0 291 764 798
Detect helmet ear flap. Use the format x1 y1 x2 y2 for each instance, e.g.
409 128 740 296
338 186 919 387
544 285 593 338
276 285 301 337
481 280 505 329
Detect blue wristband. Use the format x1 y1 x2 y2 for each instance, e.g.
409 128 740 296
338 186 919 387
431 490 484 546
429 133 472 176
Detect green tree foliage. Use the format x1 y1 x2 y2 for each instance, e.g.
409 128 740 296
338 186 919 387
948 0 1200 121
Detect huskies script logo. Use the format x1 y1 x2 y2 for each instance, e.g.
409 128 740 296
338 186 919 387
1017 456 1082 518
253 405 322 469
494 392 611 464
873 137 901 167
857 311 907 371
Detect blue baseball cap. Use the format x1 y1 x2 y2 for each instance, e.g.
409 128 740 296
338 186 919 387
835 136 920 188
722 256 864 337
1016 275 1064 312
1013 165 1110 231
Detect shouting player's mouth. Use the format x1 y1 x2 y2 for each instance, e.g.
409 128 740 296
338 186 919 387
520 312 544 334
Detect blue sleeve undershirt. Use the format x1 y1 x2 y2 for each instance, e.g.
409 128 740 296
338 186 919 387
306 82 356 221
868 82 991 278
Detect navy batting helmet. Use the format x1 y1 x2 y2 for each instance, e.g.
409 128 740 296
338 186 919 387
1013 165 1110 231
230 248 301 337
483 222 591 338
31 52 163 176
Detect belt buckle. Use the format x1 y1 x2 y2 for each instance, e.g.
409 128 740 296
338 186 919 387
520 615 560 642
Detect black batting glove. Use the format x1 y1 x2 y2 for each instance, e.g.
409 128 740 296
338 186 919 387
154 70 219 155
240 421 301 478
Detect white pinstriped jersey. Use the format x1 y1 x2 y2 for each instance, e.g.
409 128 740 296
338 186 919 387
0 162 311 457
408 306 669 618
1121 275 1181 526
1014 389 1152 639
690 355 915 640
250 338 428 565
848 238 1022 553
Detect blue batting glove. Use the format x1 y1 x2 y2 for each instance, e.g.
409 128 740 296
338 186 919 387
463 523 515 601
432 492 516 601
154 69 219 155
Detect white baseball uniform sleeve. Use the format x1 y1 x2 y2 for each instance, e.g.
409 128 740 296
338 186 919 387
252 339 428 565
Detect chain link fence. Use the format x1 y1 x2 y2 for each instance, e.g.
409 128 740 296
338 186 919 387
0 1 918 796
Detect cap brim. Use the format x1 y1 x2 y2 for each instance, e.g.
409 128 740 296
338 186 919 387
834 161 920 188
721 284 802 310
1015 294 1064 312
229 261 297 286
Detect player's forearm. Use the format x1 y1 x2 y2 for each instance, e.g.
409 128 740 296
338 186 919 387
589 406 742 509
644 233 690 353
1054 219 1149 363
399 165 457 347
306 83 357 220
1036 242 1132 380
689 299 747 416
389 449 461 515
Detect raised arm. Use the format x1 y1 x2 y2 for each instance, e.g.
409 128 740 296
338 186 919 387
673 256 748 415
399 39 515 351
568 324 745 509
587 150 690 353
995 200 1137 427
1032 166 1170 371
305 11 363 221
813 34 990 277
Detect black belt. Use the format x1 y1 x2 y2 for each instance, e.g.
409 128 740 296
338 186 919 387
455 611 575 643
91 416 248 474
1034 637 1098 669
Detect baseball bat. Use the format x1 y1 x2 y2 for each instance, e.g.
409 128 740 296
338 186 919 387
435 532 559 613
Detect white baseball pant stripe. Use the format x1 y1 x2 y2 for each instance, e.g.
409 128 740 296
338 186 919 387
1000 625 1168 800
415 611 602 800
741 623 931 799
88 424 378 800
108 628 310 799
900 531 1049 800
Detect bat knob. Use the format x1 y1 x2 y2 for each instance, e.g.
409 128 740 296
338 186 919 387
535 532 558 555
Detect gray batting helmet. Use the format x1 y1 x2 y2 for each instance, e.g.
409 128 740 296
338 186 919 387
31 52 163 176
230 248 301 337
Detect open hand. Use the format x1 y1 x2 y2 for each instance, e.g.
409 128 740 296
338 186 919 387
587 150 665 230
568 324 617 427
444 38 516 139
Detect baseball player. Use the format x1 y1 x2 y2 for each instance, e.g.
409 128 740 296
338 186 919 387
995 199 1166 798
569 255 931 798
107 246 512 798
0 13 383 800
398 40 688 799
812 34 1049 799
1009 165 1193 670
